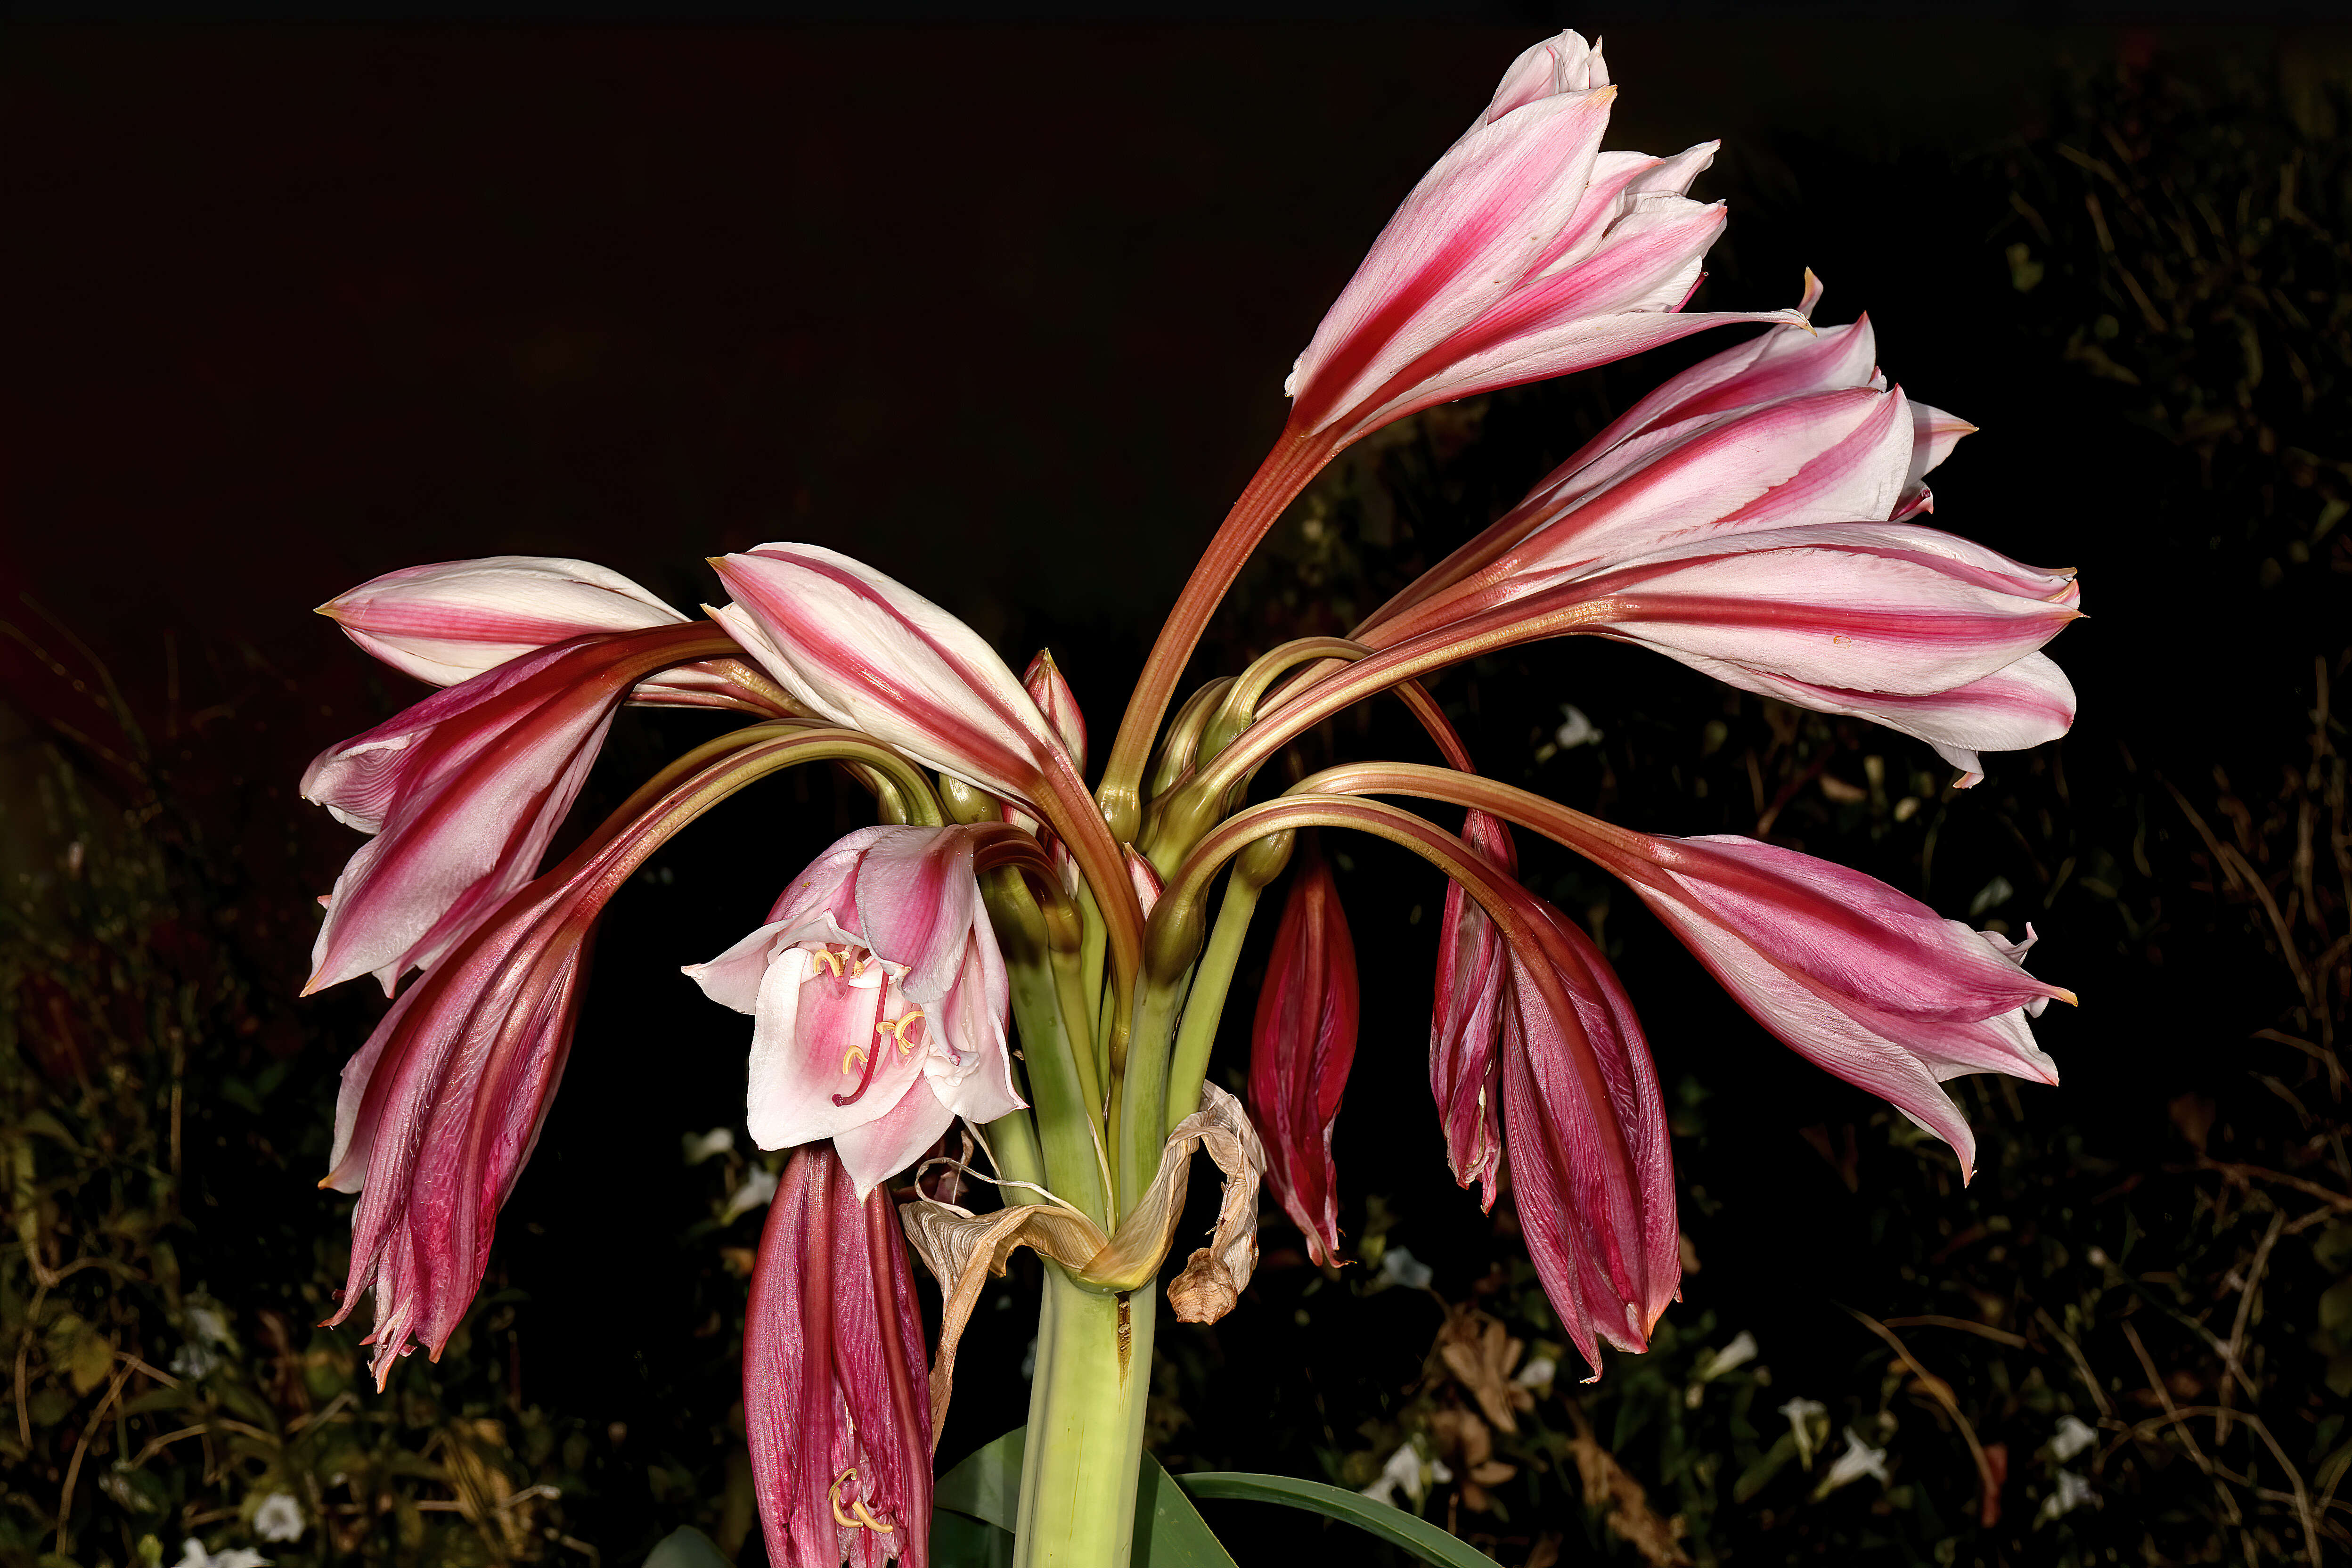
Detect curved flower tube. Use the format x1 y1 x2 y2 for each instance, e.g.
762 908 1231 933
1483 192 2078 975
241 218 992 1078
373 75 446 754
684 824 1024 1196
744 1144 934 1568
302 620 738 995
1247 834 1358 1264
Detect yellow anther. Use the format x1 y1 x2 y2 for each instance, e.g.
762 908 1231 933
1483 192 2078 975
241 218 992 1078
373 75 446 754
876 1007 926 1053
852 1500 892 1532
841 1045 869 1076
829 1470 863 1529
810 948 844 979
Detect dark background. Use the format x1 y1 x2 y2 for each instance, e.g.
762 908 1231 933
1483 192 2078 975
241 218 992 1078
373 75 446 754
6 15 2350 1568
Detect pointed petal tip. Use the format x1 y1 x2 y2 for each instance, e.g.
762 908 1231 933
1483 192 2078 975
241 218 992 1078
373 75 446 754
314 601 344 620
2049 986 2081 1008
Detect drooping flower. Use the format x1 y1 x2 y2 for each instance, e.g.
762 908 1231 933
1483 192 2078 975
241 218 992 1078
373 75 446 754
744 1144 934 1568
684 825 1022 1196
302 619 730 995
1581 829 2073 1181
1284 29 1802 449
320 851 600 1387
1496 895 1679 1375
1247 835 1359 1264
1430 810 1516 1207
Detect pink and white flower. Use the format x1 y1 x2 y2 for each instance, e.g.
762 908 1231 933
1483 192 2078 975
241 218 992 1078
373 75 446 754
321 852 601 1387
1324 302 2078 781
302 620 727 996
1284 29 1802 449
744 1144 934 1568
685 825 1023 1195
710 547 1082 817
321 555 749 707
1589 830 2073 1181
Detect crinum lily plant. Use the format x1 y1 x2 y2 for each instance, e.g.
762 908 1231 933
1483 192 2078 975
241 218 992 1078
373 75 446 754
299 30 2079 1568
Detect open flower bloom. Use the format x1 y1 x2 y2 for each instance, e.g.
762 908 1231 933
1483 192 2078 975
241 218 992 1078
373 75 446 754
685 825 1022 1196
1586 830 2072 1181
302 620 727 995
1283 29 1803 449
1431 810 1516 1208
1496 891 1678 1375
1248 836 1359 1265
745 1144 933 1568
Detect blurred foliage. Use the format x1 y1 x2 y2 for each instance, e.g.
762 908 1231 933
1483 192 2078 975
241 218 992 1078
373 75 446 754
8 33 2352 1568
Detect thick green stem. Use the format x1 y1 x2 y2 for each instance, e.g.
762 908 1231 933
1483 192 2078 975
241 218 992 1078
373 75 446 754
1116 979 1186 1219
982 872 1112 1230
1163 874 1264 1133
1013 1270 1157 1568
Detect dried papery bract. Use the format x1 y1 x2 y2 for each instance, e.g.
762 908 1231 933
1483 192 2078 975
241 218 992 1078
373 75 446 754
1248 834 1359 1264
745 1145 934 1568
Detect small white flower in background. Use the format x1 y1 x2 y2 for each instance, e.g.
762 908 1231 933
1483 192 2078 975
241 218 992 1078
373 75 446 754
1361 1440 1449 1507
2037 1469 2098 1523
172 1541 270 1568
1553 705 1602 750
1777 1396 1827 1469
2048 1413 2098 1463
1372 1246 1433 1291
682 1127 735 1165
185 1303 232 1346
170 1342 223 1380
172 1300 236 1380
1511 1356 1557 1392
1695 1330 1758 1381
252 1493 304 1543
720 1165 778 1224
1815 1428 1889 1496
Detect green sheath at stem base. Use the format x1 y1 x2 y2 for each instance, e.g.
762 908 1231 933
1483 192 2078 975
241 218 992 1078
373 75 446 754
1013 1268 1158 1567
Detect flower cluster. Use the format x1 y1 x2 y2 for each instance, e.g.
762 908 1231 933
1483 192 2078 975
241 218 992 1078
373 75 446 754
294 28 2077 1558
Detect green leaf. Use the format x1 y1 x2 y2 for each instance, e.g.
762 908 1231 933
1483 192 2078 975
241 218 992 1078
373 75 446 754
1177 1472 1498 1568
936 1426 1027 1532
932 1508 1016 1568
643 1525 733 1568
1135 1455 1240 1568
934 1427 1238 1567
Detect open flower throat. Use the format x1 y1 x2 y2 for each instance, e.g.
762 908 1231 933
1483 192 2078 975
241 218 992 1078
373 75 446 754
294 28 2080 1567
